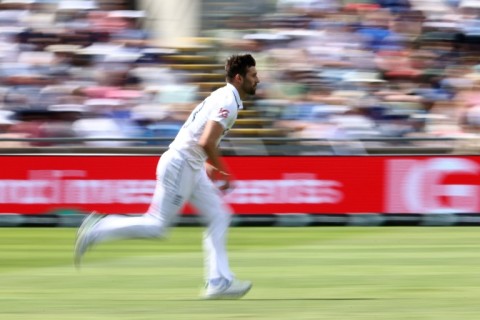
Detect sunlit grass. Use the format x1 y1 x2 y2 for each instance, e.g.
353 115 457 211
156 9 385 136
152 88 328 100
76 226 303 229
1 227 480 319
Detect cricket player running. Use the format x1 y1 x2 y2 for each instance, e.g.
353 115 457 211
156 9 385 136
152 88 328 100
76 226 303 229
74 54 259 300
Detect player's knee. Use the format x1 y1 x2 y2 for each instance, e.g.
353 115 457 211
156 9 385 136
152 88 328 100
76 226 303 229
143 215 168 238
225 207 233 223
143 224 167 238
215 206 233 227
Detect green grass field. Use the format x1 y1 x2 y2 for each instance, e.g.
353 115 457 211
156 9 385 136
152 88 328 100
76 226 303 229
1 227 480 319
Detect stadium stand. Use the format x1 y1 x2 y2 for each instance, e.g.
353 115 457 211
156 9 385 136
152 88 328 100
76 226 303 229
0 0 478 155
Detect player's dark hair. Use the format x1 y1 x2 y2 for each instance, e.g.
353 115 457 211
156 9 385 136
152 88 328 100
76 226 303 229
225 54 256 82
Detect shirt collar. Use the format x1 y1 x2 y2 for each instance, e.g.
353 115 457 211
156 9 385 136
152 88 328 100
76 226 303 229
226 82 243 110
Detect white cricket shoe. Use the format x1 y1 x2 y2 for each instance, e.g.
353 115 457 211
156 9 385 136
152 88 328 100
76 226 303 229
74 211 104 269
203 278 252 300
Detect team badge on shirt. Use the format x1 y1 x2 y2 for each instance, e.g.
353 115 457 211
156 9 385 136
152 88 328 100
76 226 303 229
218 108 230 118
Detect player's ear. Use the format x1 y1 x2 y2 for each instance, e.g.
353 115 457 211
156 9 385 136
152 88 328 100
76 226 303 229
234 73 243 83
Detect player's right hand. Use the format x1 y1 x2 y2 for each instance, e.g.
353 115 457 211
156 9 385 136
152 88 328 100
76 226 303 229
217 171 232 192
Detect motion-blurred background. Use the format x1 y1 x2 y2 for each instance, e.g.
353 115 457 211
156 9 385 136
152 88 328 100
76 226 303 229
0 0 479 154
2 4 480 319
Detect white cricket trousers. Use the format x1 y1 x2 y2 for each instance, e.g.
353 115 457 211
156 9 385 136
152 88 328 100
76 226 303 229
89 149 234 281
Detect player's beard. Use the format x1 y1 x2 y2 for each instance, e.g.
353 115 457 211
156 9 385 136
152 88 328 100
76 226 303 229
242 81 256 96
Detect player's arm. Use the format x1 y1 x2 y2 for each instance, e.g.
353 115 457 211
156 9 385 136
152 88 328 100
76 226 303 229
198 120 231 190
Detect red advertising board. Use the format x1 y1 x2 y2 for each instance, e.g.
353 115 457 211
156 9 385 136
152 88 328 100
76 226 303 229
0 155 479 214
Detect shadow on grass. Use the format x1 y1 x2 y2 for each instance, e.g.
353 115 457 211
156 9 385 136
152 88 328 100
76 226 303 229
166 298 382 302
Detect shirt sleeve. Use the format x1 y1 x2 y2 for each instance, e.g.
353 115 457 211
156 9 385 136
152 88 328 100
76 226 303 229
208 100 237 129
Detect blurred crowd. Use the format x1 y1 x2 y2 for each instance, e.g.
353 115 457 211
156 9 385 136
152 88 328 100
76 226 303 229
1 0 480 151
211 0 480 148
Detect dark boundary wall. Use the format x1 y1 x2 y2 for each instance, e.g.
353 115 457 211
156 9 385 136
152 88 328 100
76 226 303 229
1 213 480 227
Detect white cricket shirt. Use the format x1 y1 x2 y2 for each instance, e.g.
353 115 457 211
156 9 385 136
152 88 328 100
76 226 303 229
168 83 243 168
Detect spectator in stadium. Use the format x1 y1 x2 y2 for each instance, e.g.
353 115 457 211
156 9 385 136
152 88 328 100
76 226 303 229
0 110 28 148
74 54 259 300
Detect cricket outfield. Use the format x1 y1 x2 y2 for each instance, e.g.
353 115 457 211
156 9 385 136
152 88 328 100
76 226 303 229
1 227 480 319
